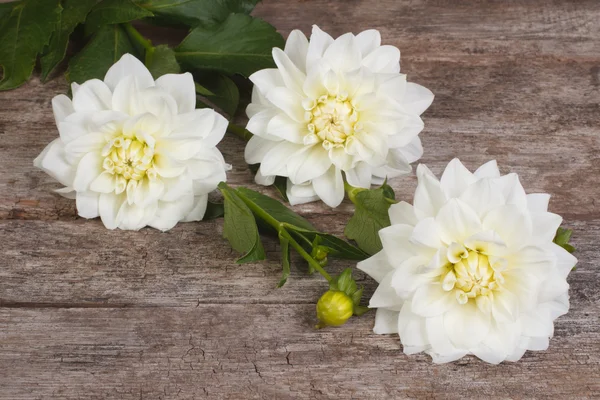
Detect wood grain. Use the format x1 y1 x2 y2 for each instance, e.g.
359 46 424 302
1 0 599 398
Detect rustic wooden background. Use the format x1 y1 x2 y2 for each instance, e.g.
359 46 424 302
1 0 599 398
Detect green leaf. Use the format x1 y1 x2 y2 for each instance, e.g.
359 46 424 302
219 182 266 264
203 200 224 220
145 44 180 79
135 0 260 27
277 233 290 288
553 227 576 253
67 24 138 84
273 176 289 202
353 305 370 316
40 0 100 81
351 287 363 306
335 269 353 294
0 0 62 90
236 187 316 231
85 0 153 33
0 2 17 21
302 232 369 260
196 72 239 117
344 183 396 255
176 13 284 77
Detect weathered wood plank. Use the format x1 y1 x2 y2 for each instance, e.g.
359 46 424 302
1 219 598 308
1 305 599 400
0 0 599 398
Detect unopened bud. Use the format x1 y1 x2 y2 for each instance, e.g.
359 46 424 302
315 290 353 328
311 245 329 267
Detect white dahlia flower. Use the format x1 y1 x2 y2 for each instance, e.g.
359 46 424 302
34 54 229 231
358 159 577 364
244 26 434 207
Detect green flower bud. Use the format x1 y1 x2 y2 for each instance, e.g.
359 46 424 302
315 290 354 328
310 245 329 267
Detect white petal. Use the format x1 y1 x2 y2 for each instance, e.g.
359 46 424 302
495 173 528 211
73 152 103 192
64 132 107 155
104 53 154 91
288 145 332 184
444 301 490 349
355 29 381 57
379 223 420 264
55 186 76 199
425 315 465 359
530 212 562 245
111 75 144 116
284 29 309 73
160 174 193 202
373 308 400 334
117 200 156 231
521 310 554 338
260 141 306 177
155 72 196 114
182 194 208 222
435 198 482 244
410 217 443 249
312 166 344 207
153 153 186 178
33 139 74 186
75 191 100 219
323 32 362 72
306 25 334 71
246 108 280 139
550 243 577 279
391 256 430 296
398 302 429 348
400 82 434 115
459 178 505 218
527 193 550 213
345 162 372 189
52 94 74 125
272 47 306 94
389 201 418 226
245 135 279 165
483 204 532 249
439 158 475 199
286 181 319 205
249 68 284 95
72 79 112 112
266 114 305 144
149 194 195 231
357 250 393 283
255 169 276 186
413 164 446 219
266 87 305 122
99 192 124 229
90 171 115 193
362 45 400 74
388 115 424 148
474 160 500 179
492 290 520 323
369 271 403 309
396 135 423 164
411 283 455 317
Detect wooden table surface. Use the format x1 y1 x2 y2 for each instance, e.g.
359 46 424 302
1 0 599 398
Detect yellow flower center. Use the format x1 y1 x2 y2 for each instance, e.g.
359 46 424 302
101 135 155 194
304 93 360 150
441 246 505 311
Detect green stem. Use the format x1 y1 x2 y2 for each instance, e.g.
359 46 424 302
227 123 253 142
123 23 153 53
344 181 366 204
233 188 332 282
